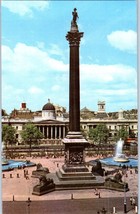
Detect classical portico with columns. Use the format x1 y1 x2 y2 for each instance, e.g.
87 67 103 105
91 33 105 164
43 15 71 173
33 99 68 144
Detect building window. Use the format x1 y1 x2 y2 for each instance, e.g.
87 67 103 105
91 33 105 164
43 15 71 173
16 134 18 139
16 126 18 130
115 126 117 130
109 133 112 137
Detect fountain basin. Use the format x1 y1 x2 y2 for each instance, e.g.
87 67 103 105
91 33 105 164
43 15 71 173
113 157 129 163
2 160 9 165
2 160 36 172
99 157 138 168
113 154 129 163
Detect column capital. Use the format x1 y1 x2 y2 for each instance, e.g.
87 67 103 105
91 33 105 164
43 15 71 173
66 31 84 46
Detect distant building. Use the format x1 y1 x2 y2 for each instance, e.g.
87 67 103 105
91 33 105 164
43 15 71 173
2 100 138 145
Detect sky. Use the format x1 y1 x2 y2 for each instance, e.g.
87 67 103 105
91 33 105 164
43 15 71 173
2 0 137 114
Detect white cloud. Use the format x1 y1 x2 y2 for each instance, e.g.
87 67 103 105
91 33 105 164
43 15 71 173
80 63 136 83
28 86 44 95
2 45 13 61
80 63 137 111
2 1 49 17
107 30 137 54
48 44 64 57
2 43 68 75
2 43 137 113
36 42 45 50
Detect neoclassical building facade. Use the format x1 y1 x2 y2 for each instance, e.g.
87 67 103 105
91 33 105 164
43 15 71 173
2 100 68 144
2 100 138 145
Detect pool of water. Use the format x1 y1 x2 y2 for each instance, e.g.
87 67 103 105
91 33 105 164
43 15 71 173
89 157 138 168
2 160 36 171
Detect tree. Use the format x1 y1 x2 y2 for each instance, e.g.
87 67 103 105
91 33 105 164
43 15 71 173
129 128 136 138
114 126 129 142
88 124 109 152
20 123 43 156
2 124 17 158
129 131 136 138
2 124 17 147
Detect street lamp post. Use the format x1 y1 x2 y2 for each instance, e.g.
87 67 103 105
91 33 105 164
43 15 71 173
123 170 127 213
26 197 31 214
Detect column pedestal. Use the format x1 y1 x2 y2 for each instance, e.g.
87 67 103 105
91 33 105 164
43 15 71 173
55 132 99 187
62 132 89 172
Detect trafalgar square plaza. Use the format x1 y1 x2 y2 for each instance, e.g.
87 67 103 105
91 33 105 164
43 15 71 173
2 3 138 214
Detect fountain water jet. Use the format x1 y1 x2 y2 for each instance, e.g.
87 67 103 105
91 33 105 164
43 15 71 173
113 138 129 163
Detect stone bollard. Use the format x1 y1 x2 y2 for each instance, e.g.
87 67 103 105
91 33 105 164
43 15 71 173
113 207 116 214
3 174 5 178
71 193 73 200
135 206 138 214
10 174 13 178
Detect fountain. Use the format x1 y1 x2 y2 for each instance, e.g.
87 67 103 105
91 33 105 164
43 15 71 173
89 139 138 168
2 142 36 172
113 139 129 163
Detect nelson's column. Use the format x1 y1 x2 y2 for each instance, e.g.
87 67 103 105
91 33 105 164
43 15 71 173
55 9 104 189
62 8 89 172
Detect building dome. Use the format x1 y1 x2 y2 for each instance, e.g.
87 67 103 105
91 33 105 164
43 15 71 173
42 99 55 111
42 99 56 120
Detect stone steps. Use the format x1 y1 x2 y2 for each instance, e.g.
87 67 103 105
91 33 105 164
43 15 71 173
56 168 96 181
47 172 105 191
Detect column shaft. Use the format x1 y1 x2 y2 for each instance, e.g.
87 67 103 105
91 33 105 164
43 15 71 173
69 45 80 132
66 31 83 133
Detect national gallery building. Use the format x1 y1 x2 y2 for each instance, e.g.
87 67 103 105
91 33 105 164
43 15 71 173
2 100 138 145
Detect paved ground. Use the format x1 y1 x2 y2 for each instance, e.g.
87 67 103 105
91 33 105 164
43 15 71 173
2 156 138 213
3 198 138 214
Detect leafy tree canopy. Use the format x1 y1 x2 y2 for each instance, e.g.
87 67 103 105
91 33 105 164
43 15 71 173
21 123 43 145
2 125 17 146
88 124 109 144
115 126 129 141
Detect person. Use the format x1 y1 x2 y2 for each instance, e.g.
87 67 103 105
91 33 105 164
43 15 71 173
130 197 133 205
94 188 99 196
72 8 79 23
132 198 136 206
